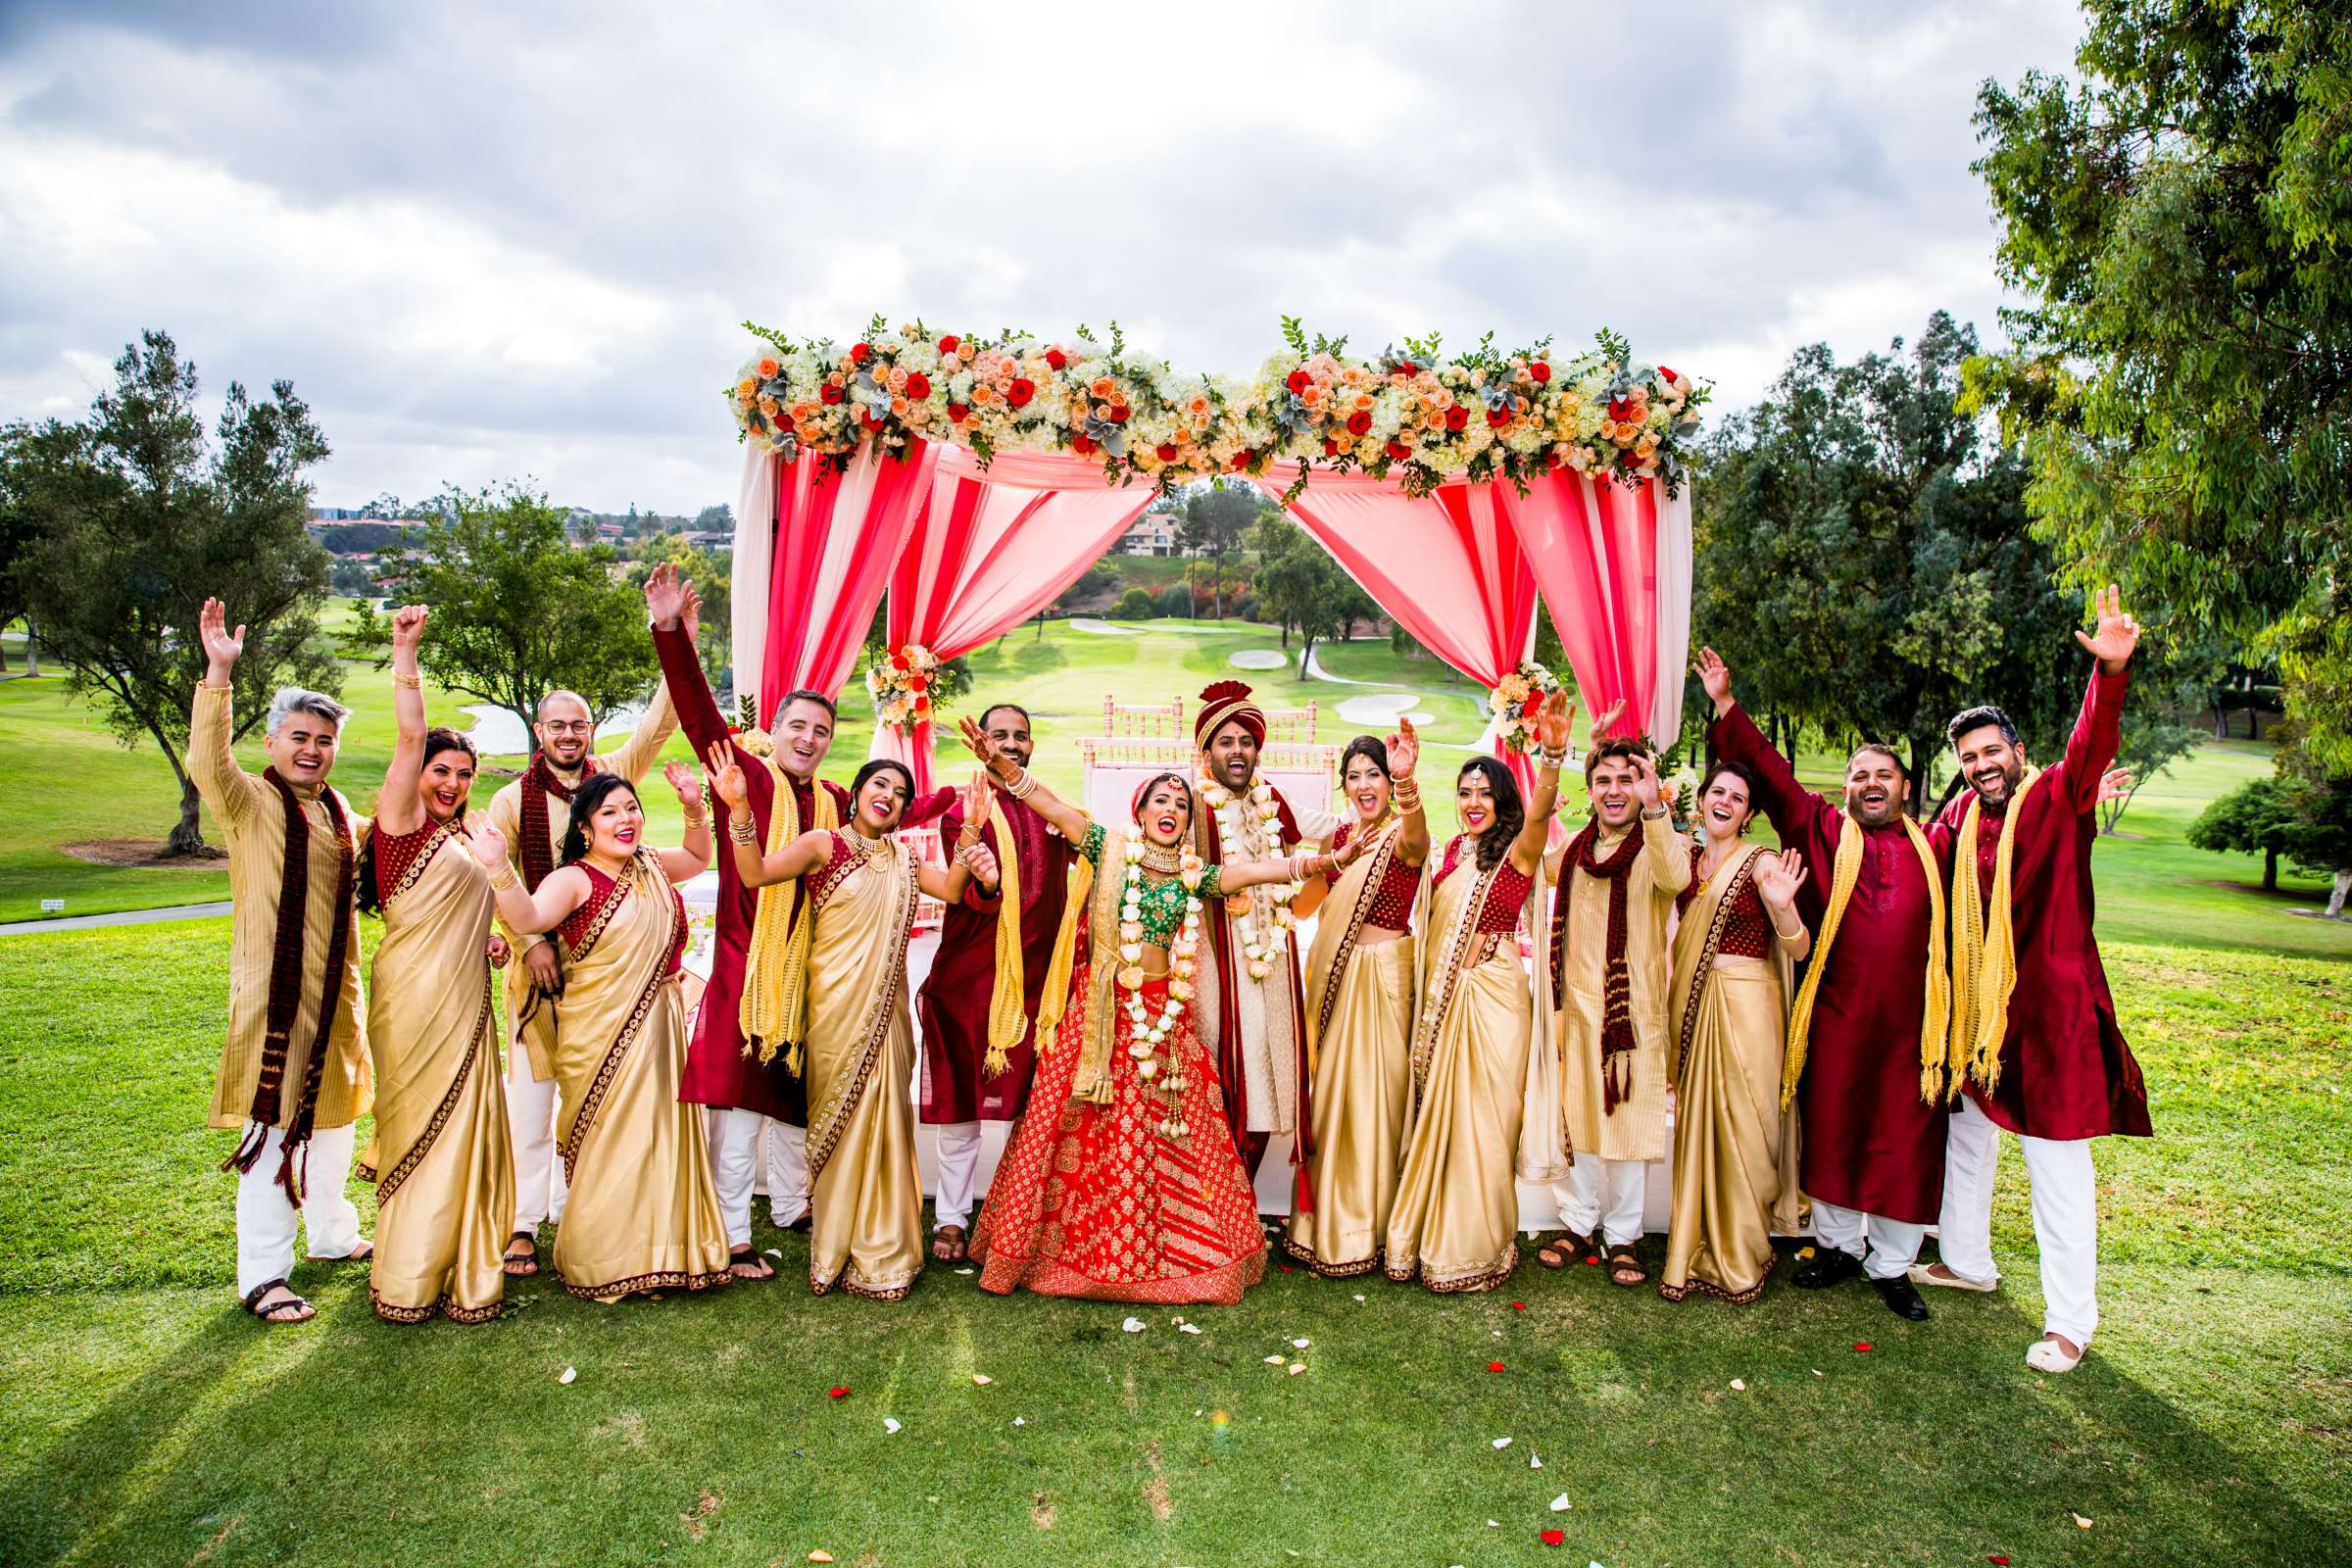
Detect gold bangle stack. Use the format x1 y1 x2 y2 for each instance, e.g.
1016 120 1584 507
728 819 759 845
486 861 518 893
1538 747 1568 771
1004 767 1039 802
1392 776 1421 811
392 671 422 690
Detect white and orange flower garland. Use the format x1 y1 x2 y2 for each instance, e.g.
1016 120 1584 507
1199 774 1299 977
726 317 1705 501
863 643 938 729
1488 661 1566 756
1119 840 1205 1139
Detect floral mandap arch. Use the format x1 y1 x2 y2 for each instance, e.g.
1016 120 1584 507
723 316 1702 792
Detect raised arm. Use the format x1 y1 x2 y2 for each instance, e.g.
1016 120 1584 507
1696 646 1833 845
646 563 730 753
466 819 590 935
375 605 433 837
2058 584 2136 811
912 772 993 905
190 597 264 829
1509 692 1575 875
653 760 712 884
1390 715 1431 867
1216 827 1371 895
707 747 832 888
956 716 1092 845
1750 849 1813 962
1627 752 1692 895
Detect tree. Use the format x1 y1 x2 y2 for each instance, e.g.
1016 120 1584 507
1966 2 2352 769
0 330 337 852
2186 775 2300 891
1692 314 2083 810
1250 515 1360 674
629 534 732 688
1177 483 1260 618
693 503 734 530
352 483 657 751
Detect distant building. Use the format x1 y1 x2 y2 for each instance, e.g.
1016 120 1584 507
1117 512 1185 558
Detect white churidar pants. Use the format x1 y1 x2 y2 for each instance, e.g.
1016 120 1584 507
505 1047 567 1231
1551 1156 1647 1249
1936 1093 2100 1346
234 1119 363 1298
931 1121 983 1231
1811 1200 1925 1281
706 1108 810 1246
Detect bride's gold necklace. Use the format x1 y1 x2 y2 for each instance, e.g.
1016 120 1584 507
1138 841 1183 875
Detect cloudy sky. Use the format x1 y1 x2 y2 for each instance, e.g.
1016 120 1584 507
0 1 2083 514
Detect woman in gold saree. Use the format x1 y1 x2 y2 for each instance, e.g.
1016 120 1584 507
356 605 512 1323
1657 760 1812 1303
470 762 731 1302
1282 723 1429 1278
710 756 993 1299
1384 693 1575 1294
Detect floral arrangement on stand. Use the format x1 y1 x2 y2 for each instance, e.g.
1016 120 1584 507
864 644 940 730
726 316 1707 501
1488 662 1567 755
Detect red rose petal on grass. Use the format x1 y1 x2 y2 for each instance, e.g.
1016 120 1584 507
1279 1264 1294 1273
827 1386 850 1399
1852 1342 1873 1352
1988 1557 2011 1565
1487 1360 1505 1373
1584 1255 1599 1266
1540 1529 1565 1547
1510 1301 1527 1310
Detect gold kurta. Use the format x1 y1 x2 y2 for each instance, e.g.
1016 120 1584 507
485 685 676 1080
1384 858 1551 1294
549 850 731 1300
361 821 514 1322
188 682 371 1132
1658 846 1803 1304
803 835 924 1300
1285 824 1420 1277
1553 812 1690 1163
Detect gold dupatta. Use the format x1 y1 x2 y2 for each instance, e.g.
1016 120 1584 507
1669 846 1793 1084
803 835 918 1179
740 761 839 1071
1060 827 1130 1106
971 788 1030 1078
1949 765 2044 1098
1303 818 1413 1078
1781 812 1950 1110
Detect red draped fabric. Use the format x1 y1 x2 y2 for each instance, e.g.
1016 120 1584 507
879 448 1155 792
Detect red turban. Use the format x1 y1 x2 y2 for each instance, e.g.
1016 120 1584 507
1196 679 1265 750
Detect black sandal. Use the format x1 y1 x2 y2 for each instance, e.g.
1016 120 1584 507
1537 1231 1593 1270
503 1232 540 1277
243 1277 314 1324
1606 1242 1648 1288
728 1246 777 1282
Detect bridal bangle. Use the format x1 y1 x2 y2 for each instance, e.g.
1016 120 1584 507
728 819 759 845
487 861 518 892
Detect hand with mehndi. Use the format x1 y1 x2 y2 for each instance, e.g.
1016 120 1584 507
956 841 1000 887
957 715 1006 775
1533 690 1576 755
703 745 748 811
664 761 703 808
1386 714 1419 780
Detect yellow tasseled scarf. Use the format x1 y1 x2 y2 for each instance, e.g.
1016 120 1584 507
739 761 838 1072
1781 811 1951 1109
1949 765 2043 1099
974 788 1030 1078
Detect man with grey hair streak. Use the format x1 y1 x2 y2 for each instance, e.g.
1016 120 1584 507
192 598 374 1325
479 650 676 1279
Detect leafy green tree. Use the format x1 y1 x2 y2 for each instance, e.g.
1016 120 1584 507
1109 587 1160 620
1967 1 2352 768
1177 483 1260 618
353 484 657 752
1250 515 1372 673
0 331 339 852
630 534 732 687
1692 314 2082 808
2186 774 2300 891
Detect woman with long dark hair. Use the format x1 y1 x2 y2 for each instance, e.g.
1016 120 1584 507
468 760 730 1302
1658 760 1812 1303
1384 694 1575 1293
708 755 994 1299
1284 724 1430 1278
954 721 1369 1304
358 606 513 1323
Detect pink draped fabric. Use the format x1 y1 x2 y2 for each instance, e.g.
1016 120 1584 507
757 438 943 719
879 448 1156 791
1253 464 1540 791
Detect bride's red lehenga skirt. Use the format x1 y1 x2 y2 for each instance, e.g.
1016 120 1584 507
971 970 1267 1304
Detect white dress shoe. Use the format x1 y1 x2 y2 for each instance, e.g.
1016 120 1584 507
1907 1263 1998 1292
2025 1336 2084 1374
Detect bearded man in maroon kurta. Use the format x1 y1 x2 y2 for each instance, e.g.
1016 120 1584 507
1698 648 1949 1322
644 566 951 1271
1913 585 2152 1376
915 701 1074 1264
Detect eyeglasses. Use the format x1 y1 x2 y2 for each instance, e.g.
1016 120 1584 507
541 721 594 735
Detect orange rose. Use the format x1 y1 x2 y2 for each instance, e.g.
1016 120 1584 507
1091 376 1115 399
736 377 757 402
757 357 779 379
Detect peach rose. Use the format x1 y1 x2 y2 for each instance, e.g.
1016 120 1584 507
736 377 758 401
757 357 779 379
1091 376 1115 399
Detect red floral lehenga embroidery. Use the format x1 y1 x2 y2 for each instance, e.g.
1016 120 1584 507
971 970 1267 1304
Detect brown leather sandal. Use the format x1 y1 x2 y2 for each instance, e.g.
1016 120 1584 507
1537 1231 1593 1269
503 1232 540 1277
1606 1242 1648 1288
931 1224 968 1263
243 1277 314 1324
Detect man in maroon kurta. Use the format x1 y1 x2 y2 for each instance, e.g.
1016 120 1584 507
1700 649 1946 1321
1915 586 2151 1374
644 567 950 1261
915 702 1074 1261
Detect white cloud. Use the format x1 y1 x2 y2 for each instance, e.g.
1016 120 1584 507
0 0 2083 509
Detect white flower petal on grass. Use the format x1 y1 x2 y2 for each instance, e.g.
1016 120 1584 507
1550 1494 1572 1512
883 1418 902 1435
1352 1294 1365 1302
1180 1324 1202 1335
1531 1453 1543 1469
1291 1338 1310 1348
972 1374 993 1386
1730 1379 1746 1392
955 1267 974 1276
1012 1417 1027 1427
1264 1354 1287 1364
1492 1437 1513 1449
1122 1317 1147 1333
558 1367 577 1385
1287 1363 1306 1375
2074 1514 2094 1530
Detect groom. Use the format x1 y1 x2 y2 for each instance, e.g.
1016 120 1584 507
1188 680 1340 1182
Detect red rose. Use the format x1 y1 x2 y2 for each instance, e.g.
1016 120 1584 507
1541 1530 1565 1547
1154 442 1178 462
820 384 845 406
775 413 796 433
906 675 927 693
1233 448 1256 469
889 653 909 670
1607 397 1636 422
1007 378 1035 408
1618 450 1642 469
1522 692 1543 717
938 335 959 355
850 342 873 365
1385 439 1411 461
1543 446 1562 467
1445 406 1469 431
1070 433 1096 455
904 371 930 399
1107 403 1130 423
1487 407 1510 427
1045 348 1067 371
1322 437 1340 456
1346 411 1372 436
912 695 929 711
1656 365 1679 384
1530 361 1552 383
861 411 886 431
948 402 969 421
1286 369 1309 394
